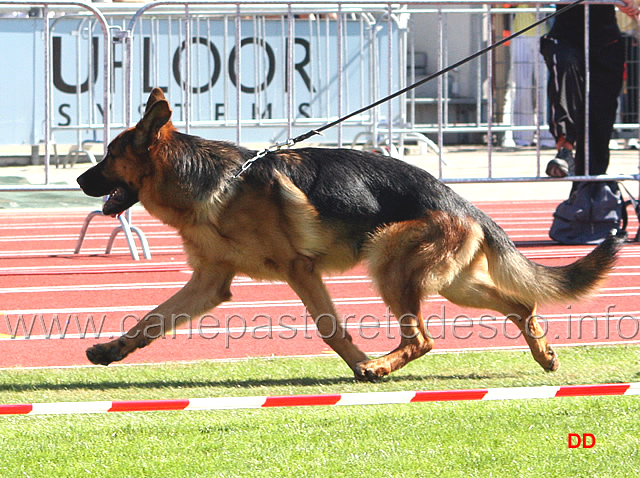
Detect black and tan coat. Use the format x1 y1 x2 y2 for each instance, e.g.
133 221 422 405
78 88 624 381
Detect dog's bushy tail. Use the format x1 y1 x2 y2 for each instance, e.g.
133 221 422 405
483 223 625 306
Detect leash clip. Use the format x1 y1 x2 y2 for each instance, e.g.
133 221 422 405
233 137 296 179
274 137 296 150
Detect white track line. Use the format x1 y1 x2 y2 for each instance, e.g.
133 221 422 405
2 285 640 315
6 245 640 259
0 246 186 257
2 278 640 295
0 276 372 294
2 257 640 277
3 308 640 341
3 291 640 316
0 261 187 273
0 233 179 243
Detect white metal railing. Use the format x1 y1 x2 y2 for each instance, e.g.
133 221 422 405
0 0 637 189
0 0 111 187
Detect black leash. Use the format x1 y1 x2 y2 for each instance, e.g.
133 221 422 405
234 0 586 178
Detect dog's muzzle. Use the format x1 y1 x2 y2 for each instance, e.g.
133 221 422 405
77 164 139 216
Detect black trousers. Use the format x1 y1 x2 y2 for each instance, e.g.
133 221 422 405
540 35 625 175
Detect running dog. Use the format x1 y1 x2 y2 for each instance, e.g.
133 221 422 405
77 88 624 381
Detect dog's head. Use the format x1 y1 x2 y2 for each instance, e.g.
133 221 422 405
77 88 173 216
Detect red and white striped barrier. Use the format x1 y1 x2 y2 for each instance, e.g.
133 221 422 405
1 382 638 415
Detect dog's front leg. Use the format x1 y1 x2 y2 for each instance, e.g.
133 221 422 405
86 269 234 365
286 257 369 374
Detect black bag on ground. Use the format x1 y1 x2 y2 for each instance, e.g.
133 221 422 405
549 181 626 245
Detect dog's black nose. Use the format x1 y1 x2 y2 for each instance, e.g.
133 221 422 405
77 172 87 189
76 163 112 197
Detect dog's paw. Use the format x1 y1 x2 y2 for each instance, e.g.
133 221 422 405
543 347 560 372
86 342 124 366
354 361 389 383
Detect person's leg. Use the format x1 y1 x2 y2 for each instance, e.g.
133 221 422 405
540 36 584 177
581 39 625 176
536 48 555 147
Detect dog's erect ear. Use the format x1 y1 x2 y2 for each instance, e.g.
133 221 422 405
144 88 167 115
134 98 172 150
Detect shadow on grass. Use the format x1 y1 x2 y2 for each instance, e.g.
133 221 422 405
0 371 519 394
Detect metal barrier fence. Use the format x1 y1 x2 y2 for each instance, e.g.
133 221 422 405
0 0 638 259
405 0 640 183
0 0 111 187
120 1 404 148
1 0 638 187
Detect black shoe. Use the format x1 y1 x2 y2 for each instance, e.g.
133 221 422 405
545 147 575 178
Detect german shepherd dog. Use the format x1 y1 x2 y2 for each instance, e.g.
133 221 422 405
78 88 624 381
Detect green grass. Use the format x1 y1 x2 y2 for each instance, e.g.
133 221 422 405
2 346 640 477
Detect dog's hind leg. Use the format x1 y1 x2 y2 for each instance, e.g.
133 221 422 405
356 215 482 381
86 268 235 366
440 253 559 372
286 256 370 373
506 303 558 371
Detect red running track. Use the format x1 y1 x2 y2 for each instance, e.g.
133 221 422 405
1 202 640 369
